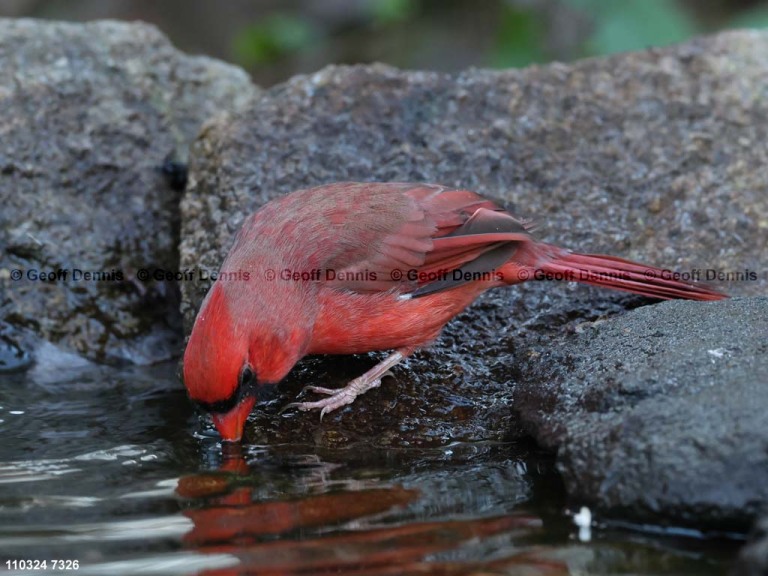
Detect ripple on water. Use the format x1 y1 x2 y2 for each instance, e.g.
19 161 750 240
0 361 739 575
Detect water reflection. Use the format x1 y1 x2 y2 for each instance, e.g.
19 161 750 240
0 360 738 575
176 448 550 575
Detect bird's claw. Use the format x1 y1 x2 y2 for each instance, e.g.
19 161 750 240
281 378 383 420
299 384 340 396
279 400 337 421
279 385 338 415
277 402 298 416
278 391 343 419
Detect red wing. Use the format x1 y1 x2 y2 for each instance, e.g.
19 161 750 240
326 183 533 296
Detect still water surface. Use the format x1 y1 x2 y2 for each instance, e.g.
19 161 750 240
0 360 738 574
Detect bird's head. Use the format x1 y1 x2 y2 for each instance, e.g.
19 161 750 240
183 283 308 443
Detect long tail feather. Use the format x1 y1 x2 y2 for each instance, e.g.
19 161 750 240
538 249 727 301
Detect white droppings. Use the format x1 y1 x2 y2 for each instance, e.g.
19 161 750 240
573 506 592 542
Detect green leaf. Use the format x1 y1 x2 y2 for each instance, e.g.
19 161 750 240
728 6 768 30
493 4 548 68
233 14 315 67
371 0 418 24
564 0 697 56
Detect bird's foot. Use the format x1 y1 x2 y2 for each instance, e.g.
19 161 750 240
283 374 385 419
281 351 407 420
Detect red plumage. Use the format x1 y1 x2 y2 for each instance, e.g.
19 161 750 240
183 182 726 442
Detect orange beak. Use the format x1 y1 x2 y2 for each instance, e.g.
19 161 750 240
211 396 257 443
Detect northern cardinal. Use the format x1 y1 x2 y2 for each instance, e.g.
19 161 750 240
183 182 726 442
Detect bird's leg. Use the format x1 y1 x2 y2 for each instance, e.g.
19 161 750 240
284 350 407 418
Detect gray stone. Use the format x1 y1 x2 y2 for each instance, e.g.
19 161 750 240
180 30 767 528
514 296 768 529
736 516 768 576
0 19 259 364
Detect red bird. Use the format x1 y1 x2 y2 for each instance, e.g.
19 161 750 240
183 182 726 442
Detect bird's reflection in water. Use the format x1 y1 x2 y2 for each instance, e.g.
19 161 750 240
176 445 567 575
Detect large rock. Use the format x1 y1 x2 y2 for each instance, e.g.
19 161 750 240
514 296 768 529
180 30 767 529
0 19 259 365
736 516 768 576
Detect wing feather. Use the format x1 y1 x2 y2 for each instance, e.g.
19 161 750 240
323 183 532 296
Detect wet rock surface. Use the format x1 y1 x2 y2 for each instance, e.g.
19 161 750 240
736 516 768 576
0 19 259 364
181 30 767 530
514 296 768 529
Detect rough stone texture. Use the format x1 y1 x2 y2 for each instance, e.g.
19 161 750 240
514 296 768 530
0 19 259 364
736 516 768 576
181 30 767 528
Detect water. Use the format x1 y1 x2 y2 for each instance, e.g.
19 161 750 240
0 360 740 575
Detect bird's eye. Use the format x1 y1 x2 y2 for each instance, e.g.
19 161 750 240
239 365 256 389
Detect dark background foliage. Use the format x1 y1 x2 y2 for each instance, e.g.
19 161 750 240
2 0 767 86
